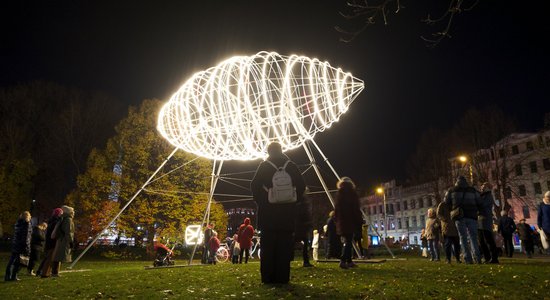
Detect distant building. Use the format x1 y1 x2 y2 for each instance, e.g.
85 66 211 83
479 131 550 226
361 180 440 246
361 130 550 246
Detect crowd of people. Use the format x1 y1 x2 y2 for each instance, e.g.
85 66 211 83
4 205 75 281
419 178 550 264
5 142 550 287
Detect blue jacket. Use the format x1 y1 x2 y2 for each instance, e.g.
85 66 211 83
538 202 550 234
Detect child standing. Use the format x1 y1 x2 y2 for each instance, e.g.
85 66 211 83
208 231 220 264
231 234 240 264
311 230 319 261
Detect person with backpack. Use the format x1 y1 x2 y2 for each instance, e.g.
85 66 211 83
251 142 305 284
237 218 254 263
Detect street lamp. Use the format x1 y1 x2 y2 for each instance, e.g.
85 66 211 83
458 155 473 184
376 187 387 243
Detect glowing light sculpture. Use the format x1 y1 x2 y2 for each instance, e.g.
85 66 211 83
158 51 364 161
69 52 366 268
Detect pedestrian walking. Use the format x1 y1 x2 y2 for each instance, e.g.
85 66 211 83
325 211 342 259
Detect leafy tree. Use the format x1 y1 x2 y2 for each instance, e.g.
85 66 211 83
68 99 227 254
0 158 36 235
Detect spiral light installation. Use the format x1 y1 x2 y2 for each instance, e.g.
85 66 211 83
157 51 364 161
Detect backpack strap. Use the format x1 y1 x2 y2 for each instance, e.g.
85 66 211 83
265 160 278 170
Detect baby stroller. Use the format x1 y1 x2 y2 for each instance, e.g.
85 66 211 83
153 241 175 267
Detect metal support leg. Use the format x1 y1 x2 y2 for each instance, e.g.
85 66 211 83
69 147 179 269
188 160 224 265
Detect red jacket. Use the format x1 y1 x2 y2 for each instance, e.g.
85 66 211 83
209 236 220 253
237 218 254 249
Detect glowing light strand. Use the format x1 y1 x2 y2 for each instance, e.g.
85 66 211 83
158 51 364 161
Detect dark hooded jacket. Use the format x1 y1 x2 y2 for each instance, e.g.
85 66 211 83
517 222 533 241
295 194 313 240
30 225 46 252
12 218 32 255
334 183 362 236
444 177 481 220
498 215 516 236
237 218 254 249
478 191 495 231
251 152 305 231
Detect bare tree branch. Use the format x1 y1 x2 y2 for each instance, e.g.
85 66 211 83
337 0 479 47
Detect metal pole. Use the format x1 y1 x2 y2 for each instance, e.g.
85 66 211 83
69 147 179 269
310 139 340 179
188 160 223 265
383 192 388 242
302 143 335 207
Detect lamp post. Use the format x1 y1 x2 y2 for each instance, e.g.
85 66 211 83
376 187 387 243
458 155 473 184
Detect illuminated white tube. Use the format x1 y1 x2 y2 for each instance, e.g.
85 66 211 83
158 51 364 161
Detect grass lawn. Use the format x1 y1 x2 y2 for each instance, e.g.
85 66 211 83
1 253 549 299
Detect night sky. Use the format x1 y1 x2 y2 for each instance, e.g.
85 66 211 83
2 0 549 190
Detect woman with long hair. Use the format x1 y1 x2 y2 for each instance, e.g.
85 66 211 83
334 177 363 269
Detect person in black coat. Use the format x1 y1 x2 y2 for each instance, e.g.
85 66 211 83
325 210 341 259
477 182 499 263
497 210 517 258
27 222 47 275
251 142 305 284
517 219 534 258
295 191 313 267
4 211 32 281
